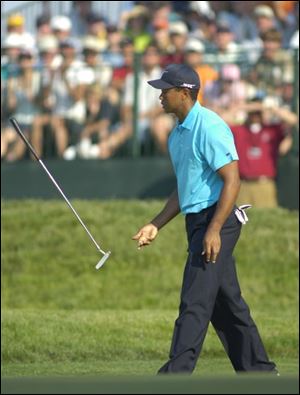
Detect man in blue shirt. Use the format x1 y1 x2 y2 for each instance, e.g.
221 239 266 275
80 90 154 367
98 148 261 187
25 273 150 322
132 64 277 374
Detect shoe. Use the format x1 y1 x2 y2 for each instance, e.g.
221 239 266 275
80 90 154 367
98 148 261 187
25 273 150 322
63 145 77 160
272 368 280 376
77 139 92 159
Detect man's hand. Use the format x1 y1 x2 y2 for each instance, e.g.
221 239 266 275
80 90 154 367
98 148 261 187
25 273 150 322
202 227 221 263
132 224 158 249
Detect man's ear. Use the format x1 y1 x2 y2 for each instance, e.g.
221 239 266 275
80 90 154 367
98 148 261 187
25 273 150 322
182 88 190 100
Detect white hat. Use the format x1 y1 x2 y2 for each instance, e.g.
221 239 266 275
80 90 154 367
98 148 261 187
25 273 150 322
185 38 204 53
51 15 72 31
254 5 274 19
169 21 188 35
38 35 58 52
189 1 215 19
3 33 23 49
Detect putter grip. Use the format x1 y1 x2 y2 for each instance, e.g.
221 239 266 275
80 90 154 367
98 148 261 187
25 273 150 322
9 117 40 161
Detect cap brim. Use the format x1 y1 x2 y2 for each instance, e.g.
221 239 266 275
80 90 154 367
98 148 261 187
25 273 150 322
147 79 174 89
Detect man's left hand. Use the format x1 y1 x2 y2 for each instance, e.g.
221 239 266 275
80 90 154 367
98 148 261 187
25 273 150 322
202 228 221 263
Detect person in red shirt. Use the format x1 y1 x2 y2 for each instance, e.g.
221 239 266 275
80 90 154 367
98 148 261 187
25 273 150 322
231 99 297 207
110 38 134 92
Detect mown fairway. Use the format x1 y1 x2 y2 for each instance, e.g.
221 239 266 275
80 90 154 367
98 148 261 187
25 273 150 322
1 200 299 393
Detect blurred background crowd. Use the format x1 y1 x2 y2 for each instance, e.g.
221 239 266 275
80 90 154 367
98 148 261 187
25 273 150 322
1 1 299 207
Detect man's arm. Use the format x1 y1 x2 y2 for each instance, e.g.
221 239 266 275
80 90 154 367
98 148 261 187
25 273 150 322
132 189 180 248
202 160 240 263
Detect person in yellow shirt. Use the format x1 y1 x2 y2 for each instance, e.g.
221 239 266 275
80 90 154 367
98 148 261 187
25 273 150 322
122 5 152 53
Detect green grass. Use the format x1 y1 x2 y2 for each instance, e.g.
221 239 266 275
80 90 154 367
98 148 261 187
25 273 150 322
1 309 298 377
1 200 299 382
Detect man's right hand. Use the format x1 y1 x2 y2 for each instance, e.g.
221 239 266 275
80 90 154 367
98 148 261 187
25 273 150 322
132 224 158 249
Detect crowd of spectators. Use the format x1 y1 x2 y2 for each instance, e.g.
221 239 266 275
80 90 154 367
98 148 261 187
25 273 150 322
1 1 298 204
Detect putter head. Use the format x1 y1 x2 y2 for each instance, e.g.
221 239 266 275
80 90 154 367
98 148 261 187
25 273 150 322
95 251 111 270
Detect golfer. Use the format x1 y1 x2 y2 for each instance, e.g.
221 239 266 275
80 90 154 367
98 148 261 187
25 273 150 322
132 64 277 374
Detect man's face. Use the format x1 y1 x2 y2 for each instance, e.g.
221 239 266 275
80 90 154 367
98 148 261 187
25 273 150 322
83 49 98 65
215 31 233 51
184 51 202 68
170 33 187 51
159 88 184 113
263 39 281 58
142 48 160 70
247 111 263 129
256 16 274 33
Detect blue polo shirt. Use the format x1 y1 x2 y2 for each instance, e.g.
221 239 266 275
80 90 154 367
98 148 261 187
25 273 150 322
168 101 239 214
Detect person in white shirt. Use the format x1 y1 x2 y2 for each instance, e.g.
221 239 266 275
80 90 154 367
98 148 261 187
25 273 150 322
122 43 174 154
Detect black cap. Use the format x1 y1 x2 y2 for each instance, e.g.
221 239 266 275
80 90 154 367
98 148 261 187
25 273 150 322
148 64 200 90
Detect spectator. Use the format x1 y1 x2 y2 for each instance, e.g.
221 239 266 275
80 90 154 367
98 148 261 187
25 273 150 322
1 33 23 81
249 29 293 99
160 21 188 68
122 5 152 53
70 1 92 37
106 24 123 53
185 4 217 51
147 1 181 28
50 39 92 159
85 12 108 52
273 1 298 47
1 34 24 157
50 15 73 46
37 35 61 83
151 1 172 28
231 99 297 207
76 83 122 159
254 5 278 36
242 4 278 63
97 44 172 157
183 37 218 104
31 36 61 158
188 1 215 22
81 35 112 88
109 38 134 93
2 49 41 161
204 63 248 125
101 25 125 68
152 19 172 55
206 23 243 64
36 14 52 46
6 13 35 51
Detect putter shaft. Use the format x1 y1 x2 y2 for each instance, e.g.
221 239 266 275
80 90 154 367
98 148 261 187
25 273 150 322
9 117 109 260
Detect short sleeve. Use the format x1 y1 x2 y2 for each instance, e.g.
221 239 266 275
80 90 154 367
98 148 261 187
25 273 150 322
202 123 239 171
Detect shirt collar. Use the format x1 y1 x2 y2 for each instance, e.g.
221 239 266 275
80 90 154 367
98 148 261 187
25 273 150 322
177 101 201 131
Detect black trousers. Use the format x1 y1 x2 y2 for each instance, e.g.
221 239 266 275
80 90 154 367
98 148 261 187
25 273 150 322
158 204 276 374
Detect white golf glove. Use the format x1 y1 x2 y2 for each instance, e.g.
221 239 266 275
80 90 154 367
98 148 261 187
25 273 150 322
235 204 252 225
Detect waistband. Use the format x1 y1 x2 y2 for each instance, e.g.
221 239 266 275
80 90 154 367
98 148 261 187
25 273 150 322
185 203 218 219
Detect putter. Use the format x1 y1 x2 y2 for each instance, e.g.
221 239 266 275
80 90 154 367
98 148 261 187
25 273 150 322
9 117 111 270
